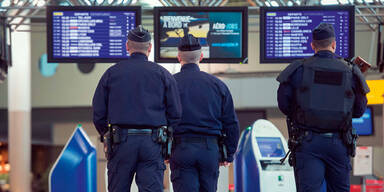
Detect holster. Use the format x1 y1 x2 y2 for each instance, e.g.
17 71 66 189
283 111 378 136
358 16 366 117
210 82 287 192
219 133 228 163
156 126 173 160
281 117 304 167
341 126 358 157
103 125 122 160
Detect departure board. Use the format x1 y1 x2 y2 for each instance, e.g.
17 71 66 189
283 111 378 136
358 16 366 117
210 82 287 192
47 6 141 63
260 6 355 63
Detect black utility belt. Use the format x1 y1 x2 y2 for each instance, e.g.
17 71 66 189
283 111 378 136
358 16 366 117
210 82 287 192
304 130 339 138
119 128 153 135
113 124 155 129
174 136 218 144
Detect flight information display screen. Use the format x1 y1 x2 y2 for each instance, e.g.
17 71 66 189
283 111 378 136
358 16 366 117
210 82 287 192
47 6 141 63
260 6 355 63
256 137 286 158
154 7 248 63
352 107 374 136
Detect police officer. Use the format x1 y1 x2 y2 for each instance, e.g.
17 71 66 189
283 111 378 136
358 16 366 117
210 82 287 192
170 34 240 192
277 23 370 192
93 26 182 192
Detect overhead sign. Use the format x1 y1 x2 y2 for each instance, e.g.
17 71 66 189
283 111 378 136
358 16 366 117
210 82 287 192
367 80 384 105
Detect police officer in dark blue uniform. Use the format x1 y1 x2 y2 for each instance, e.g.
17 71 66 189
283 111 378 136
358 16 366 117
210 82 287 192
277 23 370 192
93 26 182 192
170 34 240 192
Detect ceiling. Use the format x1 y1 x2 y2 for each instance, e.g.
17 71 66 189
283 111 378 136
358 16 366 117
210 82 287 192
1 0 384 31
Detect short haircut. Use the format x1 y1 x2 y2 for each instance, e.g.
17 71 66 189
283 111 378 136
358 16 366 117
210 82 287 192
178 50 201 64
312 37 335 49
127 40 150 53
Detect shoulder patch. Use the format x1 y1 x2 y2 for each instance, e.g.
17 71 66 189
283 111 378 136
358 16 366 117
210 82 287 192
276 59 304 83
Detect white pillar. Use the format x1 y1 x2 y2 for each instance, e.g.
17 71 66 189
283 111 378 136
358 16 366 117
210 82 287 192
8 25 31 192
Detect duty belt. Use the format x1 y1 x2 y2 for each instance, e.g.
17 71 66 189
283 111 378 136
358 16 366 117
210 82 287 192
123 129 152 135
112 125 153 135
174 136 217 144
305 131 339 138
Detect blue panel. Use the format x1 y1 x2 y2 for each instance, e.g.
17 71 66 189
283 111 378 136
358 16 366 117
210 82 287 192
234 128 250 192
39 54 58 77
242 131 260 192
50 126 96 192
352 107 373 136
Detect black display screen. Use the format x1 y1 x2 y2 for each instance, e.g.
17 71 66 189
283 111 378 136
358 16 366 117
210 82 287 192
47 6 141 63
260 6 355 63
154 7 248 63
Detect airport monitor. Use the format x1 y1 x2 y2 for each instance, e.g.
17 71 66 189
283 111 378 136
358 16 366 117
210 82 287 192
352 107 374 136
154 7 248 63
256 137 286 158
46 6 141 63
260 6 355 63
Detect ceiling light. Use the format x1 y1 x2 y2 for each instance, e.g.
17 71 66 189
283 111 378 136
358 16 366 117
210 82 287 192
295 0 300 5
139 0 162 7
287 1 293 6
96 0 104 5
320 0 338 5
36 0 45 7
1 0 11 7
265 1 271 6
270 1 279 6
338 0 349 4
83 0 92 5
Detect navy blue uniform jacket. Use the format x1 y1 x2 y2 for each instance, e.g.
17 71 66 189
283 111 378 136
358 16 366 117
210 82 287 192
93 53 182 135
277 51 368 119
173 63 240 162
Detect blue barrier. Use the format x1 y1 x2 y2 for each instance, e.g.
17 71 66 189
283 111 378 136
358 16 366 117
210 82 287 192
49 125 97 192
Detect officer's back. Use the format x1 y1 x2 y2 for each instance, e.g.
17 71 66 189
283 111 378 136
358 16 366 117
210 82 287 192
93 26 181 192
173 63 229 136
170 34 239 192
105 53 173 126
277 23 369 192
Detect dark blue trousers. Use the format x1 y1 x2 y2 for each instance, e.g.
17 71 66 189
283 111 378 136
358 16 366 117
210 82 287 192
294 132 351 192
107 133 165 192
170 137 220 192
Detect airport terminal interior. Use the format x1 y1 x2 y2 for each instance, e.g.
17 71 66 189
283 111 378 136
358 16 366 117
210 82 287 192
0 0 384 191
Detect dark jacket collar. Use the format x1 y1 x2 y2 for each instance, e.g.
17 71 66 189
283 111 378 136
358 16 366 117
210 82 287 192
181 63 200 72
131 52 148 60
314 50 335 58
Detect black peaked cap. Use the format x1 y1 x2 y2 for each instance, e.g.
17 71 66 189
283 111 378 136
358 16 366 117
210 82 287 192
312 23 335 40
128 25 151 42
178 34 201 51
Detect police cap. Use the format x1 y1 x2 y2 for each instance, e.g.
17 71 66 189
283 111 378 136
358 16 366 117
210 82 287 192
312 23 335 40
178 34 201 51
128 25 151 42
